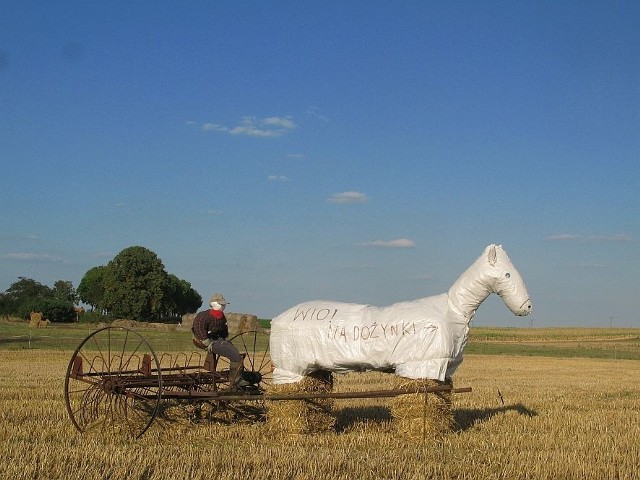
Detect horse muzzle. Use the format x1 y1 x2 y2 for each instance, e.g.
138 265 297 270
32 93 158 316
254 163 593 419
516 299 533 316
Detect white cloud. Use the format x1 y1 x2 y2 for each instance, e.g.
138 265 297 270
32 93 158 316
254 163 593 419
327 191 369 204
359 238 416 248
285 153 306 160
547 234 582 240
203 116 296 138
307 106 329 122
547 233 632 242
263 117 296 129
268 175 289 182
0 235 38 241
2 252 64 262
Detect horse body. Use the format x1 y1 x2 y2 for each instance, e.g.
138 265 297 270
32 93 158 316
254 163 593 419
270 244 531 384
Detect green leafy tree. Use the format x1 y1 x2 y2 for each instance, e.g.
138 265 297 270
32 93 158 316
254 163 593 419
77 266 107 312
1 277 53 318
0 277 78 321
102 246 170 321
78 247 202 321
3 277 51 302
0 293 8 317
53 280 78 304
165 274 202 317
179 279 202 315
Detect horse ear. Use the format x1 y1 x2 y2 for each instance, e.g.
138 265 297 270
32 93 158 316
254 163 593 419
487 244 497 266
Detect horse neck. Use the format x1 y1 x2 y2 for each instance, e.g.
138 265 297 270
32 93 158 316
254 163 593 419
447 258 495 321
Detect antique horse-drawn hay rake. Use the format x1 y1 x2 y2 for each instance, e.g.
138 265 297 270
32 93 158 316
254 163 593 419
64 326 471 438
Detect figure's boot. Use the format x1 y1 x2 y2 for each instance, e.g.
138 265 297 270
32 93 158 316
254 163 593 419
228 361 244 391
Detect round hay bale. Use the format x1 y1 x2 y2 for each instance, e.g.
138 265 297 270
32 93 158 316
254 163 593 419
390 378 454 441
29 311 42 327
181 312 259 333
181 313 196 329
266 370 335 435
237 315 250 334
111 319 138 329
225 312 259 335
148 322 176 332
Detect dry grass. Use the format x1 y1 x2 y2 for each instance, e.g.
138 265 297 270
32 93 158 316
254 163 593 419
1 350 639 479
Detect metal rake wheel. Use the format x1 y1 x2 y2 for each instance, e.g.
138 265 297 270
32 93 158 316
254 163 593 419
64 327 162 439
206 330 272 423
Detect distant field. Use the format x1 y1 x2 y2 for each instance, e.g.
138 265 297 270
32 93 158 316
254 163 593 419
467 327 640 360
0 318 268 353
1 319 638 360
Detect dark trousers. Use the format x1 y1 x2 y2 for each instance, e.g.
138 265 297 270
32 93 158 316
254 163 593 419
207 338 242 363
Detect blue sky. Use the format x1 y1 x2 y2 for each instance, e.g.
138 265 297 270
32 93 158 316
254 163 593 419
1 1 638 326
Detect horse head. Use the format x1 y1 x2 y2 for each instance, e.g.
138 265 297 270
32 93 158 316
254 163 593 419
485 244 532 316
447 244 532 320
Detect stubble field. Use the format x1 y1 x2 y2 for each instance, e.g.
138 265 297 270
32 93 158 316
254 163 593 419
0 325 639 479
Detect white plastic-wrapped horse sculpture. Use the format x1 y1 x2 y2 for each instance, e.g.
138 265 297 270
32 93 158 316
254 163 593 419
270 244 532 384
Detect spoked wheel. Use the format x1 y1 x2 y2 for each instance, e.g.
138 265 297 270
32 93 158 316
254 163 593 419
213 330 272 390
64 327 162 439
209 330 272 423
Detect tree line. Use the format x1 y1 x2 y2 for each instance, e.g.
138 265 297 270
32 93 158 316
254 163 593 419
0 246 202 323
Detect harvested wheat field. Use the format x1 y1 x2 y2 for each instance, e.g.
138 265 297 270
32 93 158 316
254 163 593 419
1 349 639 480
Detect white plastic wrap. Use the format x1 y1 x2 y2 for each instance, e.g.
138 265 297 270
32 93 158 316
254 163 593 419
270 245 531 384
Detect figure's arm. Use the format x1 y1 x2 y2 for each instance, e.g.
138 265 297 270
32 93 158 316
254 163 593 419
192 314 208 340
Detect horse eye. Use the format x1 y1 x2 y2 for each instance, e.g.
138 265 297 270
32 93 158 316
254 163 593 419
505 273 511 278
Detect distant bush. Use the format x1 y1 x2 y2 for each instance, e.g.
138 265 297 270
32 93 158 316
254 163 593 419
17 298 44 320
41 298 76 323
259 319 272 329
78 310 110 324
